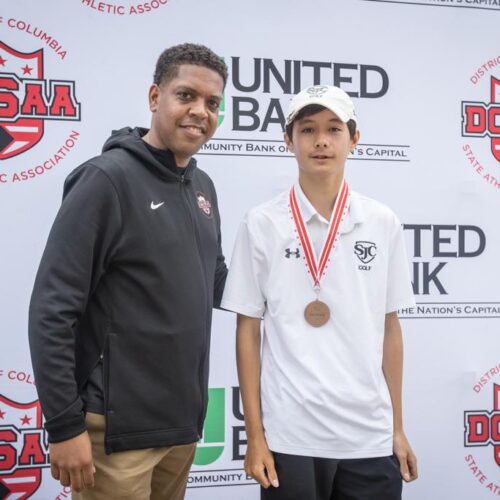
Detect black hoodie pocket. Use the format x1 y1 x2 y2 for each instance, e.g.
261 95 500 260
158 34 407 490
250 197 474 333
104 329 203 440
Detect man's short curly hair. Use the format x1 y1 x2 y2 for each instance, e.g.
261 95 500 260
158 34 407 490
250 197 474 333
153 43 228 88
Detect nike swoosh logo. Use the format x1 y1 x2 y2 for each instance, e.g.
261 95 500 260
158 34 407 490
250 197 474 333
150 201 165 210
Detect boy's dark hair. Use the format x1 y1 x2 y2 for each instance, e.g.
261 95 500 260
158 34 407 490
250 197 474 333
285 104 357 141
153 43 228 87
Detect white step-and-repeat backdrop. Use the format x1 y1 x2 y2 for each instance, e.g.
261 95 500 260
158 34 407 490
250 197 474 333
0 1 499 498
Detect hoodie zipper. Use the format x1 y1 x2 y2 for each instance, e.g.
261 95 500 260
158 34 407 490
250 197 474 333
179 174 210 436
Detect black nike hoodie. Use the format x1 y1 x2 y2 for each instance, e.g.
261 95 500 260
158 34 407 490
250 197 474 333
28 127 227 453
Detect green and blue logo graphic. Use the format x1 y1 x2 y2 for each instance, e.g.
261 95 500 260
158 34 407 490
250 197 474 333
194 388 225 465
217 93 225 128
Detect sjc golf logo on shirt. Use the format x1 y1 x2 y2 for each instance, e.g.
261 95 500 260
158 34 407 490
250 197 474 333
188 387 256 489
461 57 500 191
354 241 377 270
463 364 500 495
0 394 49 499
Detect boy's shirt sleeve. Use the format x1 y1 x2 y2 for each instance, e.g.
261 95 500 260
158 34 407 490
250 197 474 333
221 215 266 318
385 214 416 313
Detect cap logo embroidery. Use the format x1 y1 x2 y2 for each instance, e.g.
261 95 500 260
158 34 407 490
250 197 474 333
306 86 328 98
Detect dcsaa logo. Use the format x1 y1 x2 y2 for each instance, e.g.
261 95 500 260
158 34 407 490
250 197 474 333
0 394 50 498
0 42 80 159
464 383 500 467
462 76 500 162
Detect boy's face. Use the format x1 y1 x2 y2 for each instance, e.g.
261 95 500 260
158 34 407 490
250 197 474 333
284 109 359 179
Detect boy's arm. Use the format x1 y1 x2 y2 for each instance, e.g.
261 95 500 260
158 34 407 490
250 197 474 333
383 311 418 482
236 314 279 489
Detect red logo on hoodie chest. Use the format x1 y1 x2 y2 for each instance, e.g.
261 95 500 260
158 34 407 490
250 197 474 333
196 192 212 218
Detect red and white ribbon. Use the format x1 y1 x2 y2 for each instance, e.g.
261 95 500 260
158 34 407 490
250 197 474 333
289 180 350 288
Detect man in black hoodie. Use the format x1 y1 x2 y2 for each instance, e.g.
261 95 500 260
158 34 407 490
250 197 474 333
29 43 228 499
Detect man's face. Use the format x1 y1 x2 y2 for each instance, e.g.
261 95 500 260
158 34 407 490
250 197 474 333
284 109 359 179
148 64 224 166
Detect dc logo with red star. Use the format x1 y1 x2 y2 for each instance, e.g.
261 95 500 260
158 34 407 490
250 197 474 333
464 384 500 467
462 77 500 163
461 59 500 191
463 367 500 496
0 394 49 499
0 41 80 159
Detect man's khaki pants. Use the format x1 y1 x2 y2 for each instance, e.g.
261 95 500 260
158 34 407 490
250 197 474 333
72 412 196 500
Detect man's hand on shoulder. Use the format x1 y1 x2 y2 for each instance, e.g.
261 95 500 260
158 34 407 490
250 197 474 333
245 435 279 489
393 430 418 482
49 431 95 492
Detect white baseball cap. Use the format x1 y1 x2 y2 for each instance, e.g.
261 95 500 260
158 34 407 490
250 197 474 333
285 85 357 126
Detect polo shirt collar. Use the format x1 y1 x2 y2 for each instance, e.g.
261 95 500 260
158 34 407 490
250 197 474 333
294 182 325 223
342 190 365 234
293 181 366 233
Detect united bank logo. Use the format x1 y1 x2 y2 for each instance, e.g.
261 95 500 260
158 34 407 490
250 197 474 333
199 56 412 163
194 388 225 466
0 41 80 160
397 224 500 320
189 387 256 489
217 92 225 128
0 395 49 499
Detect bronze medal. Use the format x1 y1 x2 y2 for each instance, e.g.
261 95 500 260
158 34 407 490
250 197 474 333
304 300 331 327
290 180 350 330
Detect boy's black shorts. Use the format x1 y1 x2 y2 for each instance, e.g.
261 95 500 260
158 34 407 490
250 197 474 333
261 451 402 500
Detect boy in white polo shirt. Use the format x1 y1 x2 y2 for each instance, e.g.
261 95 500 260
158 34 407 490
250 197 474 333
221 85 418 499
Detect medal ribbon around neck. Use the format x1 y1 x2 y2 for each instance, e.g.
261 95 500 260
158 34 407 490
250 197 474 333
289 180 350 289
